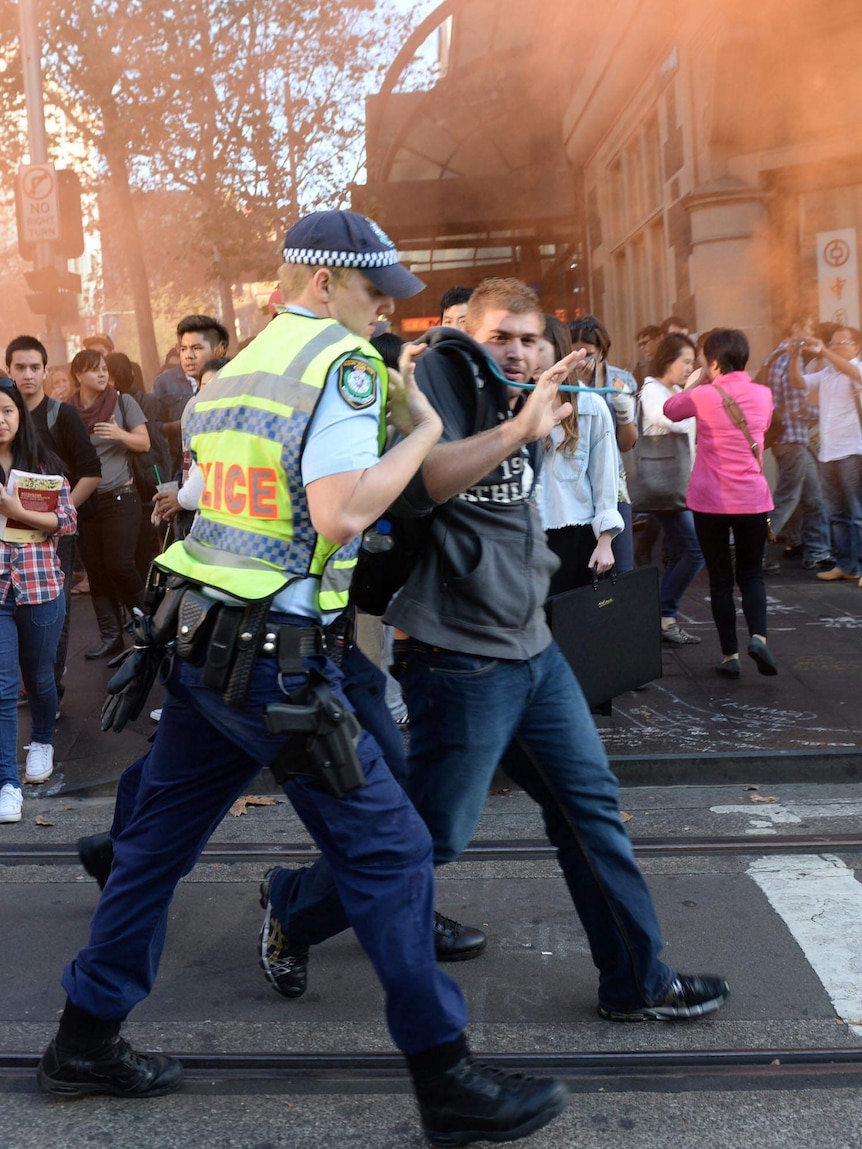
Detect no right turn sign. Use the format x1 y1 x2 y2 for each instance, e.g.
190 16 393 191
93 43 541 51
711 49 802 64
18 162 60 243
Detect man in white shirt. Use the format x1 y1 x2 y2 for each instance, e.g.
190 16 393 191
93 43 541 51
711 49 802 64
792 326 862 583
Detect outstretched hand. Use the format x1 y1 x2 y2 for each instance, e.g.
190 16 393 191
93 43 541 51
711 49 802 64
513 349 581 442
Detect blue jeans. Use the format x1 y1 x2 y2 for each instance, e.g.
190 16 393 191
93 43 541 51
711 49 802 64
652 510 704 618
63 623 466 1054
612 501 634 573
272 639 673 1012
0 592 64 789
821 455 862 576
770 443 831 561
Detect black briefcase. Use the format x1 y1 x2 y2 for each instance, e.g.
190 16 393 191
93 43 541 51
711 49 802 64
546 567 663 709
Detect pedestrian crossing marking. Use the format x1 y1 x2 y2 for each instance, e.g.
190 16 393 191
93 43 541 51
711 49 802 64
748 855 862 1036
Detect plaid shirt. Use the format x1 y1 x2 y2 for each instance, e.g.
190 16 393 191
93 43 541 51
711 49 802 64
0 478 76 605
767 344 814 446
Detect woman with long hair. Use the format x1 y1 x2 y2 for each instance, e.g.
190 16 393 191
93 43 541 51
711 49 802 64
0 381 76 823
69 349 150 660
639 333 705 644
537 315 623 593
664 328 776 676
105 351 164 579
567 316 638 572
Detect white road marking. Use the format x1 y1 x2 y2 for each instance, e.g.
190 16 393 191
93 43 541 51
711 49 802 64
748 854 862 1036
711 801 862 834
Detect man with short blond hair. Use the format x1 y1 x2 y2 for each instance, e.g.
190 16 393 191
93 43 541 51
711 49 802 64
265 275 730 1026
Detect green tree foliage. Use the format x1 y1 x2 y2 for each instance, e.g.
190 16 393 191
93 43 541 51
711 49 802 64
0 0 412 378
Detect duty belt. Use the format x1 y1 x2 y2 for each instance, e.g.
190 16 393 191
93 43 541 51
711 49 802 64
259 608 355 673
153 570 355 706
262 624 327 675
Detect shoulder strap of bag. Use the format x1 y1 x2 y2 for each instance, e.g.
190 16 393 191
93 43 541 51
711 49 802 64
117 391 146 441
117 391 130 429
713 383 763 473
46 396 62 435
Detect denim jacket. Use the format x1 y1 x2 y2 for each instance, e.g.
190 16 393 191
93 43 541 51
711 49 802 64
538 390 624 538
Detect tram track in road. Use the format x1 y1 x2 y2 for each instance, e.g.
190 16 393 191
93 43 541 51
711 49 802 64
4 836 862 1104
2 833 862 867
3 1047 862 1096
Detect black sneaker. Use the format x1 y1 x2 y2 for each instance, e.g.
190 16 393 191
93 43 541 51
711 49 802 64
598 974 730 1022
259 871 309 999
416 1057 568 1147
77 833 115 890
434 912 487 962
37 1035 183 1098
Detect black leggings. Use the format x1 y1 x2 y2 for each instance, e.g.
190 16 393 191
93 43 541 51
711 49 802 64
545 524 600 597
692 511 768 656
77 488 145 614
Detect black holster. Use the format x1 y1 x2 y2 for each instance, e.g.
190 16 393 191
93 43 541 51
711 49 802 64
100 571 183 734
265 677 366 799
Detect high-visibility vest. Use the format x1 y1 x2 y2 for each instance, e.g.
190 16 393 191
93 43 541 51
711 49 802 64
156 313 388 610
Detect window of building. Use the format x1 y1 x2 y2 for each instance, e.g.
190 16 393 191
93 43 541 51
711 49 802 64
603 109 668 362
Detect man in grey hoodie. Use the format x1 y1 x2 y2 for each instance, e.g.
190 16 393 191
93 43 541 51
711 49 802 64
263 277 729 1025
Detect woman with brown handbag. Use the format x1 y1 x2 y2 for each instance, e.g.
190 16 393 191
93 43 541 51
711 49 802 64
639 334 704 644
663 328 776 678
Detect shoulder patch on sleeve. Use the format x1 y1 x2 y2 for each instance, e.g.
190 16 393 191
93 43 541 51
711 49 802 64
336 357 378 410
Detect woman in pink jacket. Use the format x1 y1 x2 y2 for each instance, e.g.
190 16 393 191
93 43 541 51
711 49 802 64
664 329 776 678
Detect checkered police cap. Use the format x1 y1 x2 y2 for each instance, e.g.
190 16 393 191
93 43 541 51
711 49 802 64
282 210 425 300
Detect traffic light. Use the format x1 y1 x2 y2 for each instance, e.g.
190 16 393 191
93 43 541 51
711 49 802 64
24 266 82 321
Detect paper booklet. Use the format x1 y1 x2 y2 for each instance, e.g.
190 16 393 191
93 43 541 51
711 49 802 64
0 470 64 543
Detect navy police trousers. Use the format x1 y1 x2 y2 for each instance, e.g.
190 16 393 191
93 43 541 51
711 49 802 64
61 619 468 1055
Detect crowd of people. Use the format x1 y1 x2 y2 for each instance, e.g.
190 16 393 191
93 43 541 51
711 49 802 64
1 208 860 1146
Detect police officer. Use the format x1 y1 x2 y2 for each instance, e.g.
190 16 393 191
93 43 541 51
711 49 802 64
37 212 567 1147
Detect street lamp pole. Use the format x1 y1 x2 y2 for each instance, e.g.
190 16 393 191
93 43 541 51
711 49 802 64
18 0 65 363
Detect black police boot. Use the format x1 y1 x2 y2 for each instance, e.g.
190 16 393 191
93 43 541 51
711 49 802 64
38 1035 183 1098
433 912 487 962
77 833 115 890
37 1002 183 1099
414 1057 568 1147
86 596 124 660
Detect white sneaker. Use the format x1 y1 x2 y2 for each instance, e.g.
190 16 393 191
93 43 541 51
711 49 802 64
0 783 23 823
150 708 162 722
24 742 54 784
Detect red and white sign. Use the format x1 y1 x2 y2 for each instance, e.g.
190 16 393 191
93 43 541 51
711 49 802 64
400 316 439 334
816 228 859 330
17 162 60 243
